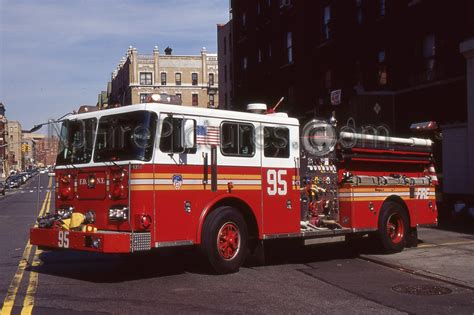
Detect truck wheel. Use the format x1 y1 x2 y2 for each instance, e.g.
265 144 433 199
201 207 248 274
377 202 409 253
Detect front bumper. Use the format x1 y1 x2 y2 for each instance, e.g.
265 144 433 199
30 228 151 253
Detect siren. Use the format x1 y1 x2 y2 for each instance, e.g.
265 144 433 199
247 103 267 114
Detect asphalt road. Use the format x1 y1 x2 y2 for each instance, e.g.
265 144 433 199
0 174 473 314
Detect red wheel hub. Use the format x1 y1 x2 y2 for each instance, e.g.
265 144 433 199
386 213 404 244
217 222 241 260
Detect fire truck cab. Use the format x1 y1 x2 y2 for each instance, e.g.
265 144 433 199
31 97 438 273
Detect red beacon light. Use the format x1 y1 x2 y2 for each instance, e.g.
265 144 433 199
59 174 74 200
145 93 182 105
111 171 128 200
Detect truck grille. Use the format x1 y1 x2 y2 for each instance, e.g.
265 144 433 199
130 232 151 252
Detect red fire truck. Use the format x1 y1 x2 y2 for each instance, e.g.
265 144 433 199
30 95 438 273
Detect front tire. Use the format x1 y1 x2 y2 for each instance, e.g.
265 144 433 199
377 202 409 252
201 207 248 274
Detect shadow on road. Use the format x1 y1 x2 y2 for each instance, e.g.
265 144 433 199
30 239 380 283
32 247 208 283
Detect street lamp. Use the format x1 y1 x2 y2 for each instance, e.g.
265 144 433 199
28 112 74 133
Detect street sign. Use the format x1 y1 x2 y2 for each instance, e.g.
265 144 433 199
330 89 342 106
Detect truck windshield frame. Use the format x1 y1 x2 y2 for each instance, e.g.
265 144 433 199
56 118 97 166
94 110 157 162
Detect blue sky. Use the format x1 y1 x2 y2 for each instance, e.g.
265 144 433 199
0 0 229 130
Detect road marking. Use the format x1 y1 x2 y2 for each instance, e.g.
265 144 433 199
0 243 33 315
33 191 50 228
20 248 43 315
21 181 52 315
0 182 51 315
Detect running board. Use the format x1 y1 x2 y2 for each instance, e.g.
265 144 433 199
304 236 346 246
263 227 352 240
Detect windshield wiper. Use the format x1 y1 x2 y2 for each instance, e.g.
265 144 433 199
102 160 128 174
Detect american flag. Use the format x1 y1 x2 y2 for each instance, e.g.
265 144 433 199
197 125 220 146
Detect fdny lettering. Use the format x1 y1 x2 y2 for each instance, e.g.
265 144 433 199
79 178 105 185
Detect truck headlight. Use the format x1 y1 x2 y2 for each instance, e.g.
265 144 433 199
109 206 129 221
57 206 74 219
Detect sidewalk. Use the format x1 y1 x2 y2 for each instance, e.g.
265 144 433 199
361 227 474 289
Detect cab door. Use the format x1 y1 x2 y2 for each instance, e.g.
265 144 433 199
261 124 300 235
153 113 197 244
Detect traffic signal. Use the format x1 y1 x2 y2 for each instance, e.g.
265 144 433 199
21 143 30 153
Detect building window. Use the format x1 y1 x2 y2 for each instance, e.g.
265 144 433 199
140 72 152 85
423 34 436 81
192 94 198 106
140 93 150 103
176 93 182 100
221 122 255 157
209 73 215 85
192 73 198 86
378 0 386 17
161 72 167 85
322 5 331 40
378 50 387 86
356 0 363 24
286 32 293 63
175 73 182 86
209 94 215 108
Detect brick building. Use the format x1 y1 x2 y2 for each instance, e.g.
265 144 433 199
35 137 59 167
108 46 219 108
6 121 22 172
218 22 234 110
0 103 7 177
224 0 473 135
22 132 45 169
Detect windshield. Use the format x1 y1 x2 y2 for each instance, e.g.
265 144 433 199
94 111 157 162
56 118 97 165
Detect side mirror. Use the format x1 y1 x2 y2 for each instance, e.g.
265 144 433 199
183 119 196 149
410 121 442 140
410 121 438 132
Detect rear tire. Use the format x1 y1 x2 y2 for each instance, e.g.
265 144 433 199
377 202 409 252
201 206 248 274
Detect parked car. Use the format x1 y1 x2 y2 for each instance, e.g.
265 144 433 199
20 172 29 183
6 176 20 189
0 182 5 195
